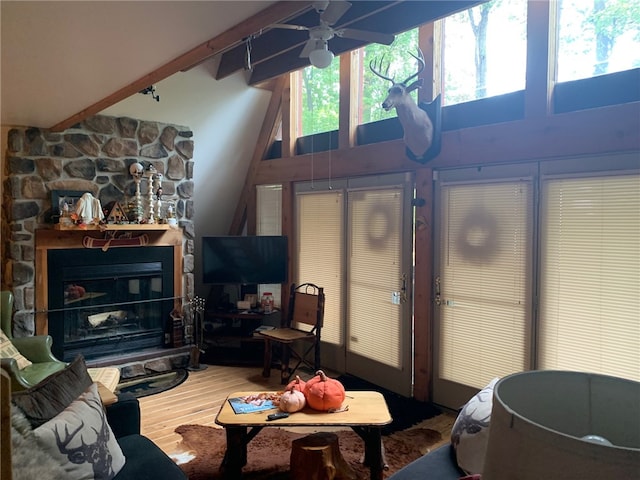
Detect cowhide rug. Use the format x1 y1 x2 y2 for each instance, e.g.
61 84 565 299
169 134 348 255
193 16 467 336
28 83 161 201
173 423 443 479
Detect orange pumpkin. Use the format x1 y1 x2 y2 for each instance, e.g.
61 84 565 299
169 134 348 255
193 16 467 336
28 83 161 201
304 370 345 411
286 375 307 393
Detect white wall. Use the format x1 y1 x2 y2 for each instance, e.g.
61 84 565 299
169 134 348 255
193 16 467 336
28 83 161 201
102 62 272 298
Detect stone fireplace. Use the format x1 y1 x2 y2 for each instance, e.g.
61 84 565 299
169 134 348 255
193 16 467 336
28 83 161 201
2 114 196 369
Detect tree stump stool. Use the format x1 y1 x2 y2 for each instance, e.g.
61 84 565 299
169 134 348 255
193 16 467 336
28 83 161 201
290 432 357 480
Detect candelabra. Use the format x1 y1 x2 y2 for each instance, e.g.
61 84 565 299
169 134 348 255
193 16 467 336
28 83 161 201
144 164 157 223
155 173 163 221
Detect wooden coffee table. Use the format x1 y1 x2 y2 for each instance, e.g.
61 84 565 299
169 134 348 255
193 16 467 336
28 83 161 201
215 390 392 480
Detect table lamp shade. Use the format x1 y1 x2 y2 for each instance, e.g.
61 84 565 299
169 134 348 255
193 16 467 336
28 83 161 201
483 370 640 479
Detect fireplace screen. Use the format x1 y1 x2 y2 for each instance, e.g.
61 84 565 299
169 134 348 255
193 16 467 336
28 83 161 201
48 247 174 361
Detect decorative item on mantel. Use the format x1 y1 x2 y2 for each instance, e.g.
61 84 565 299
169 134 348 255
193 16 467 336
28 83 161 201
129 162 144 223
155 173 164 221
144 164 158 224
166 202 177 226
59 201 74 227
74 192 104 225
103 201 129 224
82 232 150 251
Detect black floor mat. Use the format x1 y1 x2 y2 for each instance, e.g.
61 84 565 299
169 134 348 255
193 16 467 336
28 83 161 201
337 374 442 435
116 369 189 398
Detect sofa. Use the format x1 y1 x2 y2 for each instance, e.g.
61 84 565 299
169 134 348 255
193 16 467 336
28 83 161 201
388 443 464 479
5 355 187 480
105 393 187 479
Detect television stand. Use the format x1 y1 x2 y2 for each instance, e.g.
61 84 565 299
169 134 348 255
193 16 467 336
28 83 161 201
202 310 279 366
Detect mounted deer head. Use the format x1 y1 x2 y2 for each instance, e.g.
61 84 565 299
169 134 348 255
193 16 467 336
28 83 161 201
370 49 440 163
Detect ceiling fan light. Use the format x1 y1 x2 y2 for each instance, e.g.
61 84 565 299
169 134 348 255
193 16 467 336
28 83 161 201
309 45 334 69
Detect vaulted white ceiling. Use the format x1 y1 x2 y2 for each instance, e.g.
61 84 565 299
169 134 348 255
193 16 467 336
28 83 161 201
0 1 277 128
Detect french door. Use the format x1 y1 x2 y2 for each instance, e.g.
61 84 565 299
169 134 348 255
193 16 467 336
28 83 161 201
433 155 640 410
433 164 535 408
295 173 414 396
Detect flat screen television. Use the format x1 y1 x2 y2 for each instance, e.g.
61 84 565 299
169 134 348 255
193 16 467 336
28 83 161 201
202 235 288 285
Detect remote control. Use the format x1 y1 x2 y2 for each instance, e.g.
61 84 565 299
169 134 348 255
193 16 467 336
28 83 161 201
267 412 289 421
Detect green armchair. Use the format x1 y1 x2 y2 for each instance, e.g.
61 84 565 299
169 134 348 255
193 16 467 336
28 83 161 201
0 290 66 391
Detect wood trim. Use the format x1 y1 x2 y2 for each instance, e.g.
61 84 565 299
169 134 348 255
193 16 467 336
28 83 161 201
525 0 555 119
419 22 437 102
413 168 433 402
282 181 294 310
49 2 311 132
229 76 287 235
34 228 184 335
282 75 295 158
339 51 358 149
34 228 183 250
173 244 184 312
35 248 49 335
252 101 640 185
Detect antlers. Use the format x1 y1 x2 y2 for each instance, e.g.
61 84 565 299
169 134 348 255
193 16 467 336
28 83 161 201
369 48 425 86
401 49 425 86
369 55 394 83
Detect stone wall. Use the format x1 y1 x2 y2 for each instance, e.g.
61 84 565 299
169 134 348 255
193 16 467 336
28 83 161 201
1 114 196 337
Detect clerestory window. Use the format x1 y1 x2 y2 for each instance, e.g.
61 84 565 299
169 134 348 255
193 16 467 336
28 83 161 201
442 0 528 105
556 0 640 82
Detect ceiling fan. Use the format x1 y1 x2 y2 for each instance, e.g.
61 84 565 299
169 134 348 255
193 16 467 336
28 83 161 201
270 0 395 68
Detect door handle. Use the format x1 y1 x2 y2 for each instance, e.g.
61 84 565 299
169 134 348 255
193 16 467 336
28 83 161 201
401 273 407 303
392 274 408 305
434 275 442 306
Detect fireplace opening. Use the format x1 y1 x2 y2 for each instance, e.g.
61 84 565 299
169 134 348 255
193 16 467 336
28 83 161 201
47 247 175 361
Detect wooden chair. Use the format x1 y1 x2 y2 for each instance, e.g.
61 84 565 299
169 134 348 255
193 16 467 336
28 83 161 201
260 283 324 384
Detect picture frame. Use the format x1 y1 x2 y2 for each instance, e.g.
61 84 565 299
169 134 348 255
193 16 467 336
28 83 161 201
50 189 87 223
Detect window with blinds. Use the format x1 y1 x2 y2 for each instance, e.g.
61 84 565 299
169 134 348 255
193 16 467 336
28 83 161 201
539 173 640 381
296 190 344 345
438 180 533 389
256 184 283 306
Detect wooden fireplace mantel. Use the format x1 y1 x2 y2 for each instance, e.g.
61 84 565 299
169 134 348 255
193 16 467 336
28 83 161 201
53 223 176 231
34 227 184 335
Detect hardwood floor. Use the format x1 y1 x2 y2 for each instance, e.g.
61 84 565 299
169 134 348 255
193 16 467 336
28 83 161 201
137 364 456 458
137 364 285 455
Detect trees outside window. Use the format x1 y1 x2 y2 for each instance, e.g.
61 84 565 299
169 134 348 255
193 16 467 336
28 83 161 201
299 29 418 135
297 0 640 135
442 0 527 105
557 0 640 82
299 59 340 136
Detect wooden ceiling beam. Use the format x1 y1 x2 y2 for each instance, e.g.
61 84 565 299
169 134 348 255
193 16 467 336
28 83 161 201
252 101 640 185
48 1 312 132
228 76 288 236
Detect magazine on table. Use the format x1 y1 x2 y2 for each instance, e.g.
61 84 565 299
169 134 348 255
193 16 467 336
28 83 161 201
228 394 279 414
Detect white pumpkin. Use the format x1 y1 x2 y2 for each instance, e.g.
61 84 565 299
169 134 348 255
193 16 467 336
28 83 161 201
279 389 306 413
